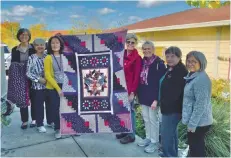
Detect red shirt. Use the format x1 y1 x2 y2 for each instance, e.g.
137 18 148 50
123 49 142 95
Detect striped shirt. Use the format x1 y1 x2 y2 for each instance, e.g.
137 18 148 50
26 53 47 90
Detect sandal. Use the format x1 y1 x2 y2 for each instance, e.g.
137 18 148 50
30 121 36 128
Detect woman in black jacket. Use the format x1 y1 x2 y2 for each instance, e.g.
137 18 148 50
159 46 188 157
8 28 36 129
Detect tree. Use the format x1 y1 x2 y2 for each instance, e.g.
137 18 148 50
29 24 51 41
1 21 20 48
186 0 230 9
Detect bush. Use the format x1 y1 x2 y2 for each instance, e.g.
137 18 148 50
211 79 230 102
178 98 230 157
135 105 145 138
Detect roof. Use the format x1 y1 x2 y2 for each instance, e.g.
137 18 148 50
50 30 69 36
104 5 230 33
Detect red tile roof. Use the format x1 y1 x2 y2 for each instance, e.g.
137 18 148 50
104 5 230 33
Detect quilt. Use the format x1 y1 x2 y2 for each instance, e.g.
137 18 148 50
59 30 132 134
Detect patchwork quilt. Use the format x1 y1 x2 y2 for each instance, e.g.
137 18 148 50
59 30 132 134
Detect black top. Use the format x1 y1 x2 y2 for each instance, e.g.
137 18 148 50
11 44 35 63
137 57 166 107
160 62 188 114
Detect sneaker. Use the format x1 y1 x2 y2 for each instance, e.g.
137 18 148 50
55 129 61 139
37 126 46 133
30 120 36 128
47 123 55 128
120 135 135 144
137 138 151 147
116 133 128 139
144 142 158 153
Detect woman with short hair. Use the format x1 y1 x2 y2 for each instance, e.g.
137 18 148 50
116 34 142 144
182 51 213 157
7 28 36 129
159 46 188 157
137 41 166 153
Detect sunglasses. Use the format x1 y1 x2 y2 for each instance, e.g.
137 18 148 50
126 40 136 45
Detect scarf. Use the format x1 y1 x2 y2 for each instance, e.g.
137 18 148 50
140 55 157 85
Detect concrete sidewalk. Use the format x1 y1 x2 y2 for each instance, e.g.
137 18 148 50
1 108 159 157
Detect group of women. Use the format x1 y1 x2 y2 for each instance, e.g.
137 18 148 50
7 28 213 157
116 34 213 157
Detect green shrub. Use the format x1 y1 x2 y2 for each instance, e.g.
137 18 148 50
135 106 145 138
178 98 230 157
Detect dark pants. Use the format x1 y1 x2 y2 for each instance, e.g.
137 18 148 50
161 113 181 157
20 90 36 123
48 84 62 130
44 90 53 124
187 125 211 157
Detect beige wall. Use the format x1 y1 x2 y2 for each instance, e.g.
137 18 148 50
136 26 230 79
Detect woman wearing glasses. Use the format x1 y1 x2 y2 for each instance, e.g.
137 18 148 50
7 28 36 129
116 34 142 144
182 51 213 157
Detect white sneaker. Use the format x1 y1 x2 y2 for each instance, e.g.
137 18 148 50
55 129 61 139
144 142 158 153
37 126 46 133
47 123 55 128
137 138 151 147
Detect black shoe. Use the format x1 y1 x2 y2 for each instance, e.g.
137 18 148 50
21 123 28 129
116 133 128 139
30 123 36 128
120 135 135 144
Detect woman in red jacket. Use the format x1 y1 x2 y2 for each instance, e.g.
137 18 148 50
116 34 142 144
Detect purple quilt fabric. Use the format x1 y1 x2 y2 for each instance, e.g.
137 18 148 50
59 30 132 135
7 62 30 108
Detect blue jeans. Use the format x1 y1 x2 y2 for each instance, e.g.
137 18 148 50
128 101 136 138
161 113 181 157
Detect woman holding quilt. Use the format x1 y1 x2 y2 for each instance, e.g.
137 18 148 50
7 28 36 129
44 35 65 139
116 34 142 144
137 41 166 153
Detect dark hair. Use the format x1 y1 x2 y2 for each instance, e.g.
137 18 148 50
165 46 182 58
47 36 64 55
16 28 31 42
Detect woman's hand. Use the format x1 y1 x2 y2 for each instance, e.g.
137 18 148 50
187 128 195 133
58 90 64 97
128 92 135 103
151 100 158 110
38 77 46 84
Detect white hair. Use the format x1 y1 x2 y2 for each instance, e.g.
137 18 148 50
126 34 138 42
142 41 155 49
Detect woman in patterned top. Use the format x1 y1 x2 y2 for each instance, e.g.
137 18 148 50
44 35 64 139
8 28 36 129
26 38 53 133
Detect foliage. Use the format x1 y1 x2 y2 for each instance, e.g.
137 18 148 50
178 98 230 157
29 24 52 42
1 21 20 48
186 0 230 8
1 101 12 127
211 79 230 102
135 105 145 138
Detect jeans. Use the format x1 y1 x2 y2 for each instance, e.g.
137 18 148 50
128 101 136 138
188 125 211 157
161 113 181 157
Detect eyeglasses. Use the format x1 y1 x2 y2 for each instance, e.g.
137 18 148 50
126 40 135 45
187 60 198 65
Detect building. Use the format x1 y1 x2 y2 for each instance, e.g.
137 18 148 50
105 5 230 79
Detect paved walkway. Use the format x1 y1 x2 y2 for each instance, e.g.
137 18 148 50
1 107 159 157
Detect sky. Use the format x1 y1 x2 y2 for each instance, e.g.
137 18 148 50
1 0 193 31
